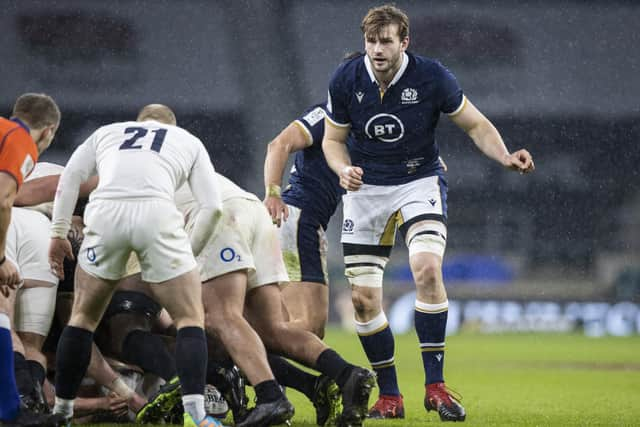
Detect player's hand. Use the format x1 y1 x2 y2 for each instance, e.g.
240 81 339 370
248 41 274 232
502 149 535 174
49 237 74 280
264 195 289 227
0 258 21 295
102 393 129 417
340 166 364 191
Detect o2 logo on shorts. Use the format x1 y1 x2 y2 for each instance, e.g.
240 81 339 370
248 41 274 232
220 247 241 263
365 113 405 143
342 219 355 233
86 247 97 263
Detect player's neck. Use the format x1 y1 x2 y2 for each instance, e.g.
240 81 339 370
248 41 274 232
374 61 402 91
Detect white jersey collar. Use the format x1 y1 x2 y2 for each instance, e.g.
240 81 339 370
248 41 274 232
364 52 409 88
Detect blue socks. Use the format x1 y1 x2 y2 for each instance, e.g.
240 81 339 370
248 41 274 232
0 313 20 421
415 300 448 384
356 311 400 396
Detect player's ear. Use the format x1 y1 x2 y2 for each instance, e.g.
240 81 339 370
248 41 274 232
401 36 410 50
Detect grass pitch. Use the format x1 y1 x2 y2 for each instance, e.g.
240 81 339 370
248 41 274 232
88 329 640 426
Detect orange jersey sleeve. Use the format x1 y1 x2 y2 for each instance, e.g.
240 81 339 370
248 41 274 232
0 119 38 188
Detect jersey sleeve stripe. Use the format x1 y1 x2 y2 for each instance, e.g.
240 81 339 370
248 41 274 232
292 120 314 146
325 115 351 129
447 95 467 117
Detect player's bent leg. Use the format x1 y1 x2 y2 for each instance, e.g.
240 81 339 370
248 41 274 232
246 284 327 365
350 287 404 419
246 284 374 427
201 271 292 427
67 267 118 331
408 228 465 421
344 248 404 420
145 269 211 425
17 332 49 413
148 268 204 329
202 270 274 386
54 267 118 420
281 280 328 338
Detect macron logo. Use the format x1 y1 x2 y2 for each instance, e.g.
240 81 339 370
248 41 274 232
435 354 443 362
356 91 365 103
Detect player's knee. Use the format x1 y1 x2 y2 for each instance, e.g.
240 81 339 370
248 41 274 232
414 260 440 285
68 312 100 332
16 331 45 351
351 287 381 319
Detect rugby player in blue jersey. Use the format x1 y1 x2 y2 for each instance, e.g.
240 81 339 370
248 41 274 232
322 4 534 422
264 102 343 339
264 103 347 426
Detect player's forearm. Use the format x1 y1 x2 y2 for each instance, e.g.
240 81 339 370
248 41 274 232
468 120 511 166
323 138 352 177
50 170 82 239
14 175 59 206
263 141 289 195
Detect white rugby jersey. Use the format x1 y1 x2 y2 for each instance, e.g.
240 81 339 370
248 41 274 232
176 172 258 231
69 120 213 201
51 120 221 243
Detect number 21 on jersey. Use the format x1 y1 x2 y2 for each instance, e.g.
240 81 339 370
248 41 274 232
119 127 167 152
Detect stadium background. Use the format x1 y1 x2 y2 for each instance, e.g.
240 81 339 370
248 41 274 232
1 0 639 336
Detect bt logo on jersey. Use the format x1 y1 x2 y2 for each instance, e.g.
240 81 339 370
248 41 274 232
365 113 405 143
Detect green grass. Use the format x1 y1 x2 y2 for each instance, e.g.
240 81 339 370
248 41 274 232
86 329 640 426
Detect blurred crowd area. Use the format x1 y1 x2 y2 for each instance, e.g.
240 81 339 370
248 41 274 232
1 0 638 305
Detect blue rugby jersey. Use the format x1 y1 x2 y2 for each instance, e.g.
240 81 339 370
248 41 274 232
281 103 345 229
326 52 464 185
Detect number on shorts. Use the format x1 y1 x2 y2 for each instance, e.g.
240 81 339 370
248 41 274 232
120 127 167 153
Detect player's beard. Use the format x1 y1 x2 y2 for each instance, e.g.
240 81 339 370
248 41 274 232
369 48 402 76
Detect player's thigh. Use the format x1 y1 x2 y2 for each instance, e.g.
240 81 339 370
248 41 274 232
244 284 286 336
148 268 203 329
281 282 328 324
69 266 118 331
14 280 57 337
202 271 248 328
279 205 329 285
16 331 46 351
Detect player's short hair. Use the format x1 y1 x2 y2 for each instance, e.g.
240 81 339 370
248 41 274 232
137 104 177 126
12 93 61 130
361 4 409 41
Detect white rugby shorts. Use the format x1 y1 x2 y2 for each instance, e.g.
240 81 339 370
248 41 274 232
79 199 197 283
197 198 289 289
341 175 447 255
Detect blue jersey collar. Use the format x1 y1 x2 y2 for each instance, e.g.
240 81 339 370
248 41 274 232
10 117 31 133
364 52 409 88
